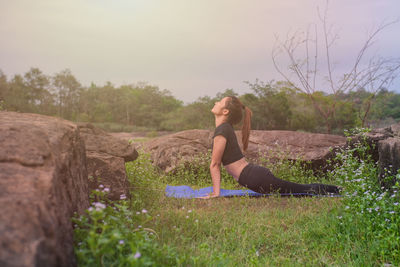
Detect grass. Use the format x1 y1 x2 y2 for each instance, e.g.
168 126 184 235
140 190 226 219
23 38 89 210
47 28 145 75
72 128 400 266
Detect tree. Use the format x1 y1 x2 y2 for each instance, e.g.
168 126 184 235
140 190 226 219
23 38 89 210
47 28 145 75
23 68 54 114
242 80 293 130
52 69 82 119
272 1 400 132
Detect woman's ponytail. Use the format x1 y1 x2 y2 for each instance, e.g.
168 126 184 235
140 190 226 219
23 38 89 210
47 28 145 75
241 106 252 151
225 96 252 151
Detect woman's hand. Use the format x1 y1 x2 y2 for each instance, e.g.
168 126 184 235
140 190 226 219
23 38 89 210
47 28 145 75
197 193 220 199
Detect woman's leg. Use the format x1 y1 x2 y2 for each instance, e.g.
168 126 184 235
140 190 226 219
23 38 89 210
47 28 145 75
238 164 339 195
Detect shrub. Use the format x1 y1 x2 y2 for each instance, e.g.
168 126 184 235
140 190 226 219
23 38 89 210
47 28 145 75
328 128 400 265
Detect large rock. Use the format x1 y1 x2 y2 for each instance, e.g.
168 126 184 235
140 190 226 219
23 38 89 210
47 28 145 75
243 130 346 169
77 123 138 200
0 111 89 267
378 138 400 186
346 122 400 187
143 129 346 172
143 129 213 172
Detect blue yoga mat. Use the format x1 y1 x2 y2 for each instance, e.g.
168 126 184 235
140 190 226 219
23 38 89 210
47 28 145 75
165 185 342 199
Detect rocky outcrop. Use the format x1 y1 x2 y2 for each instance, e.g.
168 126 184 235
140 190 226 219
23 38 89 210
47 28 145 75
244 130 346 169
0 111 89 267
77 123 138 200
142 129 347 172
346 122 400 187
143 130 213 172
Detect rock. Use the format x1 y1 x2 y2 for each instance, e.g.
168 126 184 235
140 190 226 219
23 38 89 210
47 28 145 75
346 122 400 188
143 129 346 172
77 123 138 162
143 129 213 172
378 137 400 186
244 130 347 170
0 111 89 267
77 123 138 200
86 151 130 200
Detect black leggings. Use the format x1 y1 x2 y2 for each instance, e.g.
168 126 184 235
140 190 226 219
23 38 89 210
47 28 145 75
238 163 339 195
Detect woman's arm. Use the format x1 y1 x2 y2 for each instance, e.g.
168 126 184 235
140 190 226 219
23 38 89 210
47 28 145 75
199 135 226 198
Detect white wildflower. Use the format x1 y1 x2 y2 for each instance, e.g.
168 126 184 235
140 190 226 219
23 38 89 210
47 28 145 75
134 252 141 259
93 202 106 211
141 209 148 214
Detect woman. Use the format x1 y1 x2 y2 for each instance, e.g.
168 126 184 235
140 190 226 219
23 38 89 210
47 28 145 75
200 96 340 199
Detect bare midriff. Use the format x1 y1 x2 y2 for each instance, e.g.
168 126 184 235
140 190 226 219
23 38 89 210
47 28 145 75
224 157 249 182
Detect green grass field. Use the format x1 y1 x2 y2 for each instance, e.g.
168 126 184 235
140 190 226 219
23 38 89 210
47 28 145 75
73 130 400 266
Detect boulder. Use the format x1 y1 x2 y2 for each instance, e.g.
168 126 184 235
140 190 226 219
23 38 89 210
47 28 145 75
142 129 347 172
86 151 130 200
243 130 347 170
378 137 400 186
0 111 89 267
143 130 213 172
77 123 138 200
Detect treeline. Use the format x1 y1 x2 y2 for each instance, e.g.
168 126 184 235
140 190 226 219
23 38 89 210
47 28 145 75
1 68 399 134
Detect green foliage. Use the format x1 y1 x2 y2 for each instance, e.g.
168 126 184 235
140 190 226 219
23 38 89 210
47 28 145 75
326 128 400 265
72 186 180 266
163 150 238 189
2 67 400 133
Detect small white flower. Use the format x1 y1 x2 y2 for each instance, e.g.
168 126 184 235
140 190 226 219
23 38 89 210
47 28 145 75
195 219 199 223
141 209 148 214
182 206 185 210
136 211 140 215
157 214 160 217
88 207 94 212
134 251 141 259
394 202 399 206
120 194 127 200
345 206 350 210
138 225 142 228
375 207 380 211
119 240 125 245
99 184 104 189
256 250 260 257
103 188 110 192
389 211 395 214
93 202 106 211
188 209 192 213
337 216 342 219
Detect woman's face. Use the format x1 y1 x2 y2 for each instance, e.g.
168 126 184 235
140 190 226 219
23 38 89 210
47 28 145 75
211 97 230 115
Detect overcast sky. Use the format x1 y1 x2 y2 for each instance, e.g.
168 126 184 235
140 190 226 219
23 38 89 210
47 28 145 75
1 0 400 103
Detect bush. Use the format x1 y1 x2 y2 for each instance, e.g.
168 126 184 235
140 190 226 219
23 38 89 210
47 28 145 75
72 185 180 266
327 128 400 265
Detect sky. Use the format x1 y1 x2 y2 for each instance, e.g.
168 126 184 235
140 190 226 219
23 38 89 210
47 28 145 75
1 0 400 103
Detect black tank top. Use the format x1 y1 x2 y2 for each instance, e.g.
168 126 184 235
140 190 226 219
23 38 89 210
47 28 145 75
213 122 244 165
